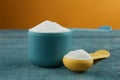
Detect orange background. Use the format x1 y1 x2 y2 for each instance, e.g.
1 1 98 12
0 0 120 29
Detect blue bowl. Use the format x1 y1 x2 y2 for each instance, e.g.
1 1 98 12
28 31 72 67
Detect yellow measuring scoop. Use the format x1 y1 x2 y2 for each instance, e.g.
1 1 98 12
90 50 110 60
63 50 110 72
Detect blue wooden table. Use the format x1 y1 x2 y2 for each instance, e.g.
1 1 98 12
0 30 120 80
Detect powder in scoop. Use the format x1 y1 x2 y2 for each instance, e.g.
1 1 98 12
29 20 70 33
64 49 92 60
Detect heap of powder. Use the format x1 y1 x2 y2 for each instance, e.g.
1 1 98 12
64 49 92 60
29 20 70 33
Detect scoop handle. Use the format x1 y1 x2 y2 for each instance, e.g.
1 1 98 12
90 50 110 60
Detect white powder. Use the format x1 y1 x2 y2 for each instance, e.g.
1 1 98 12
64 49 92 60
29 20 70 33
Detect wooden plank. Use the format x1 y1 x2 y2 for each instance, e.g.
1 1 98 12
0 30 120 80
